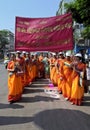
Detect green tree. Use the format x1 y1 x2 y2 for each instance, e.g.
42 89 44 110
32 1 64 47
64 0 90 40
64 0 90 26
81 26 90 39
0 30 9 50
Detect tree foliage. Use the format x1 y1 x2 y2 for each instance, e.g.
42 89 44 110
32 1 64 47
64 0 90 26
81 26 90 39
0 30 9 49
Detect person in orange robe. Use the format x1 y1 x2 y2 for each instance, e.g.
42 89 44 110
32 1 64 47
49 55 56 83
70 53 86 105
57 52 65 93
29 55 35 81
21 51 29 87
51 55 59 86
37 54 45 78
32 54 38 80
24 52 32 86
61 52 73 100
7 54 23 104
16 51 25 89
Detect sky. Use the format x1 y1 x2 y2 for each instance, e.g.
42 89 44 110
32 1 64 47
0 0 61 33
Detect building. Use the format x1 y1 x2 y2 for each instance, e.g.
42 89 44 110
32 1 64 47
0 29 14 58
56 0 73 15
4 29 15 53
56 0 90 54
73 22 90 54
56 0 74 54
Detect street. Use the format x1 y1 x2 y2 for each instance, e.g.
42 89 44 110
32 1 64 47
0 62 90 130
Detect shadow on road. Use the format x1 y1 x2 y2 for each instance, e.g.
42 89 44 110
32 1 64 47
34 109 90 130
0 116 33 126
82 96 90 106
0 109 90 130
23 88 44 94
0 103 24 109
29 78 51 88
19 95 56 103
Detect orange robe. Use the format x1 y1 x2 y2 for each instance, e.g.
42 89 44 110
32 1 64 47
70 62 86 105
37 60 45 78
24 63 32 86
49 57 56 82
52 60 58 85
32 59 38 80
7 61 23 102
16 57 25 89
57 58 65 93
29 62 35 81
61 60 72 99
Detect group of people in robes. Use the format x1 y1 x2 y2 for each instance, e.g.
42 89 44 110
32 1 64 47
6 51 88 105
50 52 87 106
6 51 49 104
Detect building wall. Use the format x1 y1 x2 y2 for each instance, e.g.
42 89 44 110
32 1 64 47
4 30 14 52
56 0 73 15
56 0 90 54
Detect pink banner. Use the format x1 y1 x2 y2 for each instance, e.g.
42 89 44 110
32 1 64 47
15 13 73 52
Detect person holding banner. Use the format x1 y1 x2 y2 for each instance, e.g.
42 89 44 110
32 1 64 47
29 55 36 81
37 54 45 78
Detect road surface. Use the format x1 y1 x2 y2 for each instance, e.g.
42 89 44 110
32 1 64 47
0 62 90 130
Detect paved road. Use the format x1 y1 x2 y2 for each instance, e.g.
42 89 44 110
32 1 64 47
0 62 90 130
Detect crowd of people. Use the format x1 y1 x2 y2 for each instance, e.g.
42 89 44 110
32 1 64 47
6 50 90 105
6 51 49 104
